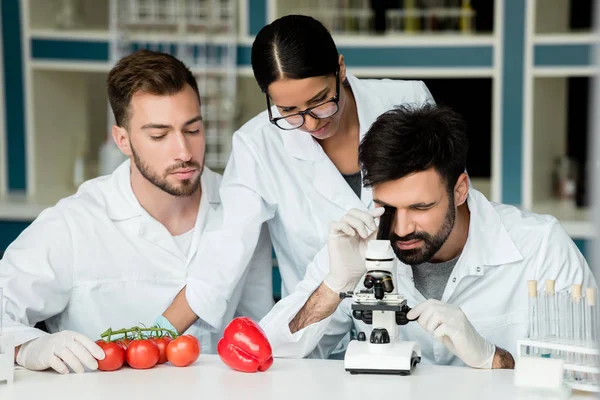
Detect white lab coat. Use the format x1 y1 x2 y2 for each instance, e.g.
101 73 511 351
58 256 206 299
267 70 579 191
0 160 274 353
185 74 434 329
259 188 597 365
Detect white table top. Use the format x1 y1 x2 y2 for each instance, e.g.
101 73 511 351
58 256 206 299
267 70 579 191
0 355 594 400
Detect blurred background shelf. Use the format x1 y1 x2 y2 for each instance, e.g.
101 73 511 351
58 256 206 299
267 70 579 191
529 200 594 239
0 0 596 261
534 0 593 35
28 0 109 32
0 192 71 221
29 29 112 41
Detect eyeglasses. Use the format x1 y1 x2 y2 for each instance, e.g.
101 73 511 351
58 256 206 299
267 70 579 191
266 73 340 131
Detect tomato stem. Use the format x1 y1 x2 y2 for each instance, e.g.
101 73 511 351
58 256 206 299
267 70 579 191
99 326 178 341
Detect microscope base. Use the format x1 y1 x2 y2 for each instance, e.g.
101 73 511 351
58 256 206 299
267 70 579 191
344 340 421 376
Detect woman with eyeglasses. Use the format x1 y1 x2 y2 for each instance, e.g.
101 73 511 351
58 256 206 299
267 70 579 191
161 15 433 348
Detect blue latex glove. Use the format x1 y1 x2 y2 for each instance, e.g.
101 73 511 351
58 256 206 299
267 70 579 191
154 315 179 336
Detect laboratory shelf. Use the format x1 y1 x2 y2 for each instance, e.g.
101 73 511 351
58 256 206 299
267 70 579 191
0 0 595 248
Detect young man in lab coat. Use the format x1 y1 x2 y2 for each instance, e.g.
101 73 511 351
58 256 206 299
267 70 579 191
260 104 596 368
0 50 273 374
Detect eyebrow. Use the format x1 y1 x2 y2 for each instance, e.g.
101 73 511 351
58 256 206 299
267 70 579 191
374 199 436 208
409 202 436 208
374 199 394 208
276 86 331 110
141 115 203 130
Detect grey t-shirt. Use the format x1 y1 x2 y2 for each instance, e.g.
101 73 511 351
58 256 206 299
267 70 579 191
341 171 362 198
411 256 459 300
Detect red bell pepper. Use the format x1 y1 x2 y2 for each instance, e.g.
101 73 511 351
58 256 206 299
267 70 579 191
217 317 273 373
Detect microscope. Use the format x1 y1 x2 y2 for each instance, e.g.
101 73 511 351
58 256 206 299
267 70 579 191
342 207 421 375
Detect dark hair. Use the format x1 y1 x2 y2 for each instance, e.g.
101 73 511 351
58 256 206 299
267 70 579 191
107 49 200 128
251 15 339 92
359 104 468 192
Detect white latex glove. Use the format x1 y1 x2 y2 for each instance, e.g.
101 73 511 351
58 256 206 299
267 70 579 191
407 299 496 369
323 207 385 293
16 331 105 374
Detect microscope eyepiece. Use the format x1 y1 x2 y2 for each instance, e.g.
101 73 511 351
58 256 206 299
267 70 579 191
376 206 396 240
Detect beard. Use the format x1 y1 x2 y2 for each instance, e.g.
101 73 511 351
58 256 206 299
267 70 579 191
130 142 202 197
390 194 456 266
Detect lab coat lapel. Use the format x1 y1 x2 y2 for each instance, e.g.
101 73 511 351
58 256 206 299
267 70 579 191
280 75 383 213
186 169 221 263
138 169 221 263
312 154 366 213
139 217 185 261
106 160 184 260
350 73 384 211
280 110 365 213
445 188 523 301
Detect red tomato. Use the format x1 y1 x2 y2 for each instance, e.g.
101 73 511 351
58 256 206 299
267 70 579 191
95 341 125 372
126 339 160 369
151 337 172 364
166 335 200 367
116 339 131 366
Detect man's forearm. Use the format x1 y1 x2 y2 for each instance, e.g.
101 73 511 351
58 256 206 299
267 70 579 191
289 283 343 334
492 346 515 369
163 287 199 334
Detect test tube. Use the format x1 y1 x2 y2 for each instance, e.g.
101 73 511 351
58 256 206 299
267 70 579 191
528 281 539 355
558 289 572 343
557 289 574 381
572 284 585 345
538 287 547 339
572 284 585 381
545 280 558 338
585 288 598 384
540 280 557 358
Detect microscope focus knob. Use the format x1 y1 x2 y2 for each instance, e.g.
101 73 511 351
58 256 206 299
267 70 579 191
357 332 366 342
396 304 413 326
370 328 390 344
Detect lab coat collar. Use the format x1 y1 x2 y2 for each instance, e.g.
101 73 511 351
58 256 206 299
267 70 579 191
105 160 220 220
280 74 375 211
138 169 221 262
105 160 145 221
312 156 368 213
395 188 523 285
460 188 523 273
104 160 221 262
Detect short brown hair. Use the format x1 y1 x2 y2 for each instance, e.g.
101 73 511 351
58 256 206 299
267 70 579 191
107 49 200 128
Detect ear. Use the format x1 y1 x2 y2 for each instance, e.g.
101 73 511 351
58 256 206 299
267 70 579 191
111 125 132 157
453 172 469 206
338 54 347 83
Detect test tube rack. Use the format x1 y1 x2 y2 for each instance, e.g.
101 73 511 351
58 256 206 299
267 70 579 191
517 338 599 393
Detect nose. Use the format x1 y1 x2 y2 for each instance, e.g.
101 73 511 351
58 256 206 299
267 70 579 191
303 114 320 131
393 209 416 239
174 131 192 162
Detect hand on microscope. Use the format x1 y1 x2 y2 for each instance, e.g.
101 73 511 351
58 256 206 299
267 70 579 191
290 207 386 334
323 207 386 294
407 300 496 369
